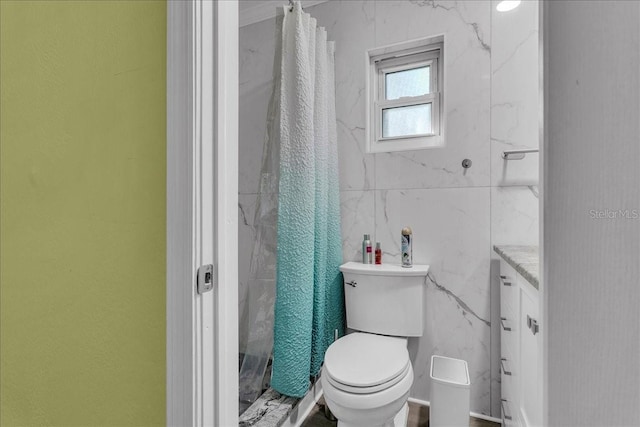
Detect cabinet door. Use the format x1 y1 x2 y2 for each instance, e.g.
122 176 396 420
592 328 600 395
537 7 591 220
519 287 541 426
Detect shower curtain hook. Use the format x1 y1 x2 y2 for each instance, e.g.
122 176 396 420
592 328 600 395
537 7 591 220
288 0 295 12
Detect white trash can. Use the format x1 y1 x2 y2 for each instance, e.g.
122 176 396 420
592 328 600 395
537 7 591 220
429 355 471 427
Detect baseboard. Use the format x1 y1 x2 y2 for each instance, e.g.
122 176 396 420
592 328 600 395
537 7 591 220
407 397 503 424
280 384 502 426
470 412 502 424
281 380 324 427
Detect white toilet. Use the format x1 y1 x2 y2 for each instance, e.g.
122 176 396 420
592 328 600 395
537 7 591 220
321 262 429 427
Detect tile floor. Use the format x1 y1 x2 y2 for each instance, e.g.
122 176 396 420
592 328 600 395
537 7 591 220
300 398 499 427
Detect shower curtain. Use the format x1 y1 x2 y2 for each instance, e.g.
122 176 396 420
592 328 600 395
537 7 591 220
237 11 284 406
270 2 344 398
238 1 343 403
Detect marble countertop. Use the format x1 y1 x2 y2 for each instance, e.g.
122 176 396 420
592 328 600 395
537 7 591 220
493 245 539 290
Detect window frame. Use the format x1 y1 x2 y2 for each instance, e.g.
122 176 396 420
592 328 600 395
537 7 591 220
366 37 445 153
377 52 440 141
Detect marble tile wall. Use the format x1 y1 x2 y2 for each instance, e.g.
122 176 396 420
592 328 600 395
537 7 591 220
489 0 539 416
239 0 539 417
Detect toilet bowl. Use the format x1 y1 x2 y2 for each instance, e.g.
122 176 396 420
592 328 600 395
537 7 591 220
322 263 430 427
321 333 413 427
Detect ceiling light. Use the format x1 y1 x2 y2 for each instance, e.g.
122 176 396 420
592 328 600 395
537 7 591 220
496 0 521 12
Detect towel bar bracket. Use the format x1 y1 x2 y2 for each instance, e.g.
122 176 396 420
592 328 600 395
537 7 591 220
502 148 539 160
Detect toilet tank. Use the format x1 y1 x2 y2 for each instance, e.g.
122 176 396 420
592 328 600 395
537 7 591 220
340 262 430 337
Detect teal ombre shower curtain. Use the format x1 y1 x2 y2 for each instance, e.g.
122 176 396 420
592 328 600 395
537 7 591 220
271 2 344 398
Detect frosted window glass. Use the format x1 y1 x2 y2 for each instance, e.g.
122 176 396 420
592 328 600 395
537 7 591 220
385 66 430 100
382 104 432 138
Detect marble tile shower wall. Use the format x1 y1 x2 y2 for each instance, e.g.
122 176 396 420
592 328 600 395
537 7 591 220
239 0 539 418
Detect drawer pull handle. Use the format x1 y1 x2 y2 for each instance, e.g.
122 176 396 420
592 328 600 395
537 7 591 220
500 317 512 331
527 315 539 335
499 275 512 286
501 399 513 421
500 358 512 376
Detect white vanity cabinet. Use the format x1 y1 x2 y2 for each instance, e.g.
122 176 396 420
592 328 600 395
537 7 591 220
499 259 541 427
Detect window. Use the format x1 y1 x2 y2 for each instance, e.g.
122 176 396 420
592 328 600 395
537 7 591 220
366 36 444 153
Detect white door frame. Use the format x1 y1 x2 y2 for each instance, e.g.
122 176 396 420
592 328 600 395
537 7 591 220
166 1 238 426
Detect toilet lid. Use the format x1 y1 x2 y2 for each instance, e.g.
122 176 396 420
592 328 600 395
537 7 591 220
324 361 411 394
324 333 410 388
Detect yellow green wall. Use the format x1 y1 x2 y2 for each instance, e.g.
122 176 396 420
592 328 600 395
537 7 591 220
1 1 166 425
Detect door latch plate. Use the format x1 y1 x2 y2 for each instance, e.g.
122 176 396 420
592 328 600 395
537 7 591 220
197 264 214 294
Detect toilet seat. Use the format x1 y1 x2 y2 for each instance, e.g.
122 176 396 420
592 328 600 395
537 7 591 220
321 362 414 412
323 333 410 394
325 361 411 394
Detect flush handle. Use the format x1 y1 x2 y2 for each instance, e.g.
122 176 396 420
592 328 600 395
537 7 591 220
346 280 357 287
